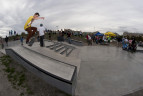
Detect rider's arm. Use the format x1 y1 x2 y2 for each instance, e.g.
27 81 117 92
34 17 44 20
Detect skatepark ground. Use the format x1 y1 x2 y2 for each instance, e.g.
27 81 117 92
1 40 143 96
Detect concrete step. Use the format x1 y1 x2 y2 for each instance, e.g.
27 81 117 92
50 43 63 50
60 47 69 55
46 44 55 48
66 48 75 57
55 46 65 52
46 42 60 48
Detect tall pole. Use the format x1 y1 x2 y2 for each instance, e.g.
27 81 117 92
56 26 59 31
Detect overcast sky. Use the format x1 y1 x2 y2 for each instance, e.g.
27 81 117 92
0 0 143 37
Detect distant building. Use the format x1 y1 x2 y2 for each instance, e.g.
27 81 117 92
64 29 81 35
123 32 143 37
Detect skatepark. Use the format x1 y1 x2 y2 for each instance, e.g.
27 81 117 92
0 39 143 96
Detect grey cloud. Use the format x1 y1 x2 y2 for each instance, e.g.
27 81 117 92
0 0 143 37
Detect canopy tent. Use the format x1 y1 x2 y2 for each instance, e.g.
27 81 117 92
105 32 116 37
94 32 104 36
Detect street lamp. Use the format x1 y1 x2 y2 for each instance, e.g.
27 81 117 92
56 26 59 31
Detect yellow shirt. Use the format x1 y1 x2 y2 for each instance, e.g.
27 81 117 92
24 16 33 30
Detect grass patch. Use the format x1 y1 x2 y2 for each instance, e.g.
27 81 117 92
0 55 34 96
20 92 24 96
26 88 34 95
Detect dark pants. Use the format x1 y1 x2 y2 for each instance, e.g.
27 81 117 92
88 40 92 45
68 37 71 44
5 41 8 46
26 27 37 43
40 35 44 47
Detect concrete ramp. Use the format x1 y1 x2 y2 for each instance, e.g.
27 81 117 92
5 46 77 95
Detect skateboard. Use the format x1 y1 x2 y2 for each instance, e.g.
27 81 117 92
28 37 35 46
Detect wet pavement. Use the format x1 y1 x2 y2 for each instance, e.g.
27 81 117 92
76 46 143 96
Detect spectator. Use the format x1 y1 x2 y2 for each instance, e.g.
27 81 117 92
9 31 11 36
80 31 83 37
91 33 95 42
108 36 111 43
123 37 128 49
62 30 65 37
14 30 16 35
5 36 9 46
11 30 13 36
37 24 45 47
0 38 4 49
117 36 121 46
67 31 71 44
87 34 92 45
20 36 24 45
48 31 52 41
95 36 99 44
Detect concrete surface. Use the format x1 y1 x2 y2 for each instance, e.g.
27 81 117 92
0 40 21 54
24 41 81 73
1 40 143 96
76 46 143 96
7 46 75 81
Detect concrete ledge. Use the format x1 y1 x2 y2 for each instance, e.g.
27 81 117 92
5 47 77 95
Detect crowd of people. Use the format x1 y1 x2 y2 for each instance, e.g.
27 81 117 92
86 34 112 46
0 30 140 52
85 33 138 52
122 37 137 51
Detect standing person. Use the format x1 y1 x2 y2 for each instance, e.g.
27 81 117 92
62 30 65 37
122 37 125 49
131 37 137 51
117 36 121 46
124 37 129 49
48 30 52 41
20 36 24 45
61 30 65 41
9 31 11 36
80 31 82 37
11 30 13 36
37 24 45 47
91 33 95 42
14 30 16 35
67 31 71 44
102 35 106 42
0 38 4 49
96 36 99 44
108 36 111 43
87 34 92 45
86 34 89 43
24 12 44 44
5 36 9 46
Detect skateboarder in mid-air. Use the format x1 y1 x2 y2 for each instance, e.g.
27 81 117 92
24 12 44 44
